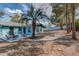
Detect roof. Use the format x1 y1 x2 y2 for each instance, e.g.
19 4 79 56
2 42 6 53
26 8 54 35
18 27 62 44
0 21 25 27
37 23 46 28
27 22 46 28
0 21 46 28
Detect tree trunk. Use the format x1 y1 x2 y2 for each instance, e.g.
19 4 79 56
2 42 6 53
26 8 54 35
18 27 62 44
71 4 77 40
60 22 63 30
68 15 72 32
32 19 36 38
65 4 70 33
66 4 72 33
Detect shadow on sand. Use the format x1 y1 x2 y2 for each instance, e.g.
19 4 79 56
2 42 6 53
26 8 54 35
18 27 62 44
27 47 44 56
0 40 44 56
53 35 76 47
25 35 45 40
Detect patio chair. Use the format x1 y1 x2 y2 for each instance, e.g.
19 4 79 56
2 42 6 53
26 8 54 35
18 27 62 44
5 35 15 39
5 34 19 42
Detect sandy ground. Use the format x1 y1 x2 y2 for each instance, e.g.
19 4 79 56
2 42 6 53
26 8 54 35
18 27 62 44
0 30 79 56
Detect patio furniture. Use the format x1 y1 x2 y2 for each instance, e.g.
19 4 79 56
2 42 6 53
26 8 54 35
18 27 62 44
5 34 18 41
0 34 27 42
5 35 16 40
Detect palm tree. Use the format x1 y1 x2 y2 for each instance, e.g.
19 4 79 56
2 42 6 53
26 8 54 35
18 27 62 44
21 5 49 38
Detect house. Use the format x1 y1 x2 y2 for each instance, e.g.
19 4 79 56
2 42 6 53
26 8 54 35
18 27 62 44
0 21 46 36
26 23 46 35
44 22 61 31
0 21 26 36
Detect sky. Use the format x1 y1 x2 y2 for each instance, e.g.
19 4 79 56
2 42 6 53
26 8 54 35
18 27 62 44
0 3 29 22
0 3 53 25
0 3 79 22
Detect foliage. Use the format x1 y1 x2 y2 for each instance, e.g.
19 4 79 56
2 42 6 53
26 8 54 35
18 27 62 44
0 10 5 17
10 13 28 26
11 4 50 37
22 5 50 37
51 4 66 28
75 20 79 30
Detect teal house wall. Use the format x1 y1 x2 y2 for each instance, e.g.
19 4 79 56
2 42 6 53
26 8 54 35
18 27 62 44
0 26 26 36
0 21 46 36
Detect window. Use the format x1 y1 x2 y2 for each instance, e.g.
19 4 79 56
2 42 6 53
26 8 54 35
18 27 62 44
37 28 39 32
28 27 31 33
40 28 42 32
28 29 31 32
18 28 22 34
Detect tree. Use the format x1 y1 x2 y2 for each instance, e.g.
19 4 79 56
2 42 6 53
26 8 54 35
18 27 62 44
0 10 5 17
63 4 77 39
21 5 49 38
11 13 28 26
65 4 77 40
65 4 69 33
71 4 77 40
51 4 66 30
65 4 72 33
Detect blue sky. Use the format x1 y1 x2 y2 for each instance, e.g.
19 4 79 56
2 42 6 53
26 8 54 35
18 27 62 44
0 3 21 10
0 3 29 22
0 3 52 25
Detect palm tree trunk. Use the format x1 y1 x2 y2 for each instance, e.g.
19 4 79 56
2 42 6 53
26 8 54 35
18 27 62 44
32 19 36 38
71 4 77 40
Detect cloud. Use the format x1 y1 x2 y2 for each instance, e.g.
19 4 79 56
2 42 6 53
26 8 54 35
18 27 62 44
20 3 53 17
2 8 22 21
75 7 79 19
32 3 53 17
20 4 30 12
4 8 22 14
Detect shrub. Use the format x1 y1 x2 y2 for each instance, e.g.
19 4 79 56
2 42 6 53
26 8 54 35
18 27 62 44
75 20 79 31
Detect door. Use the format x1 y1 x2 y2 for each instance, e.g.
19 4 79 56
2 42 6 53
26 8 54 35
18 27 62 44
23 27 26 34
